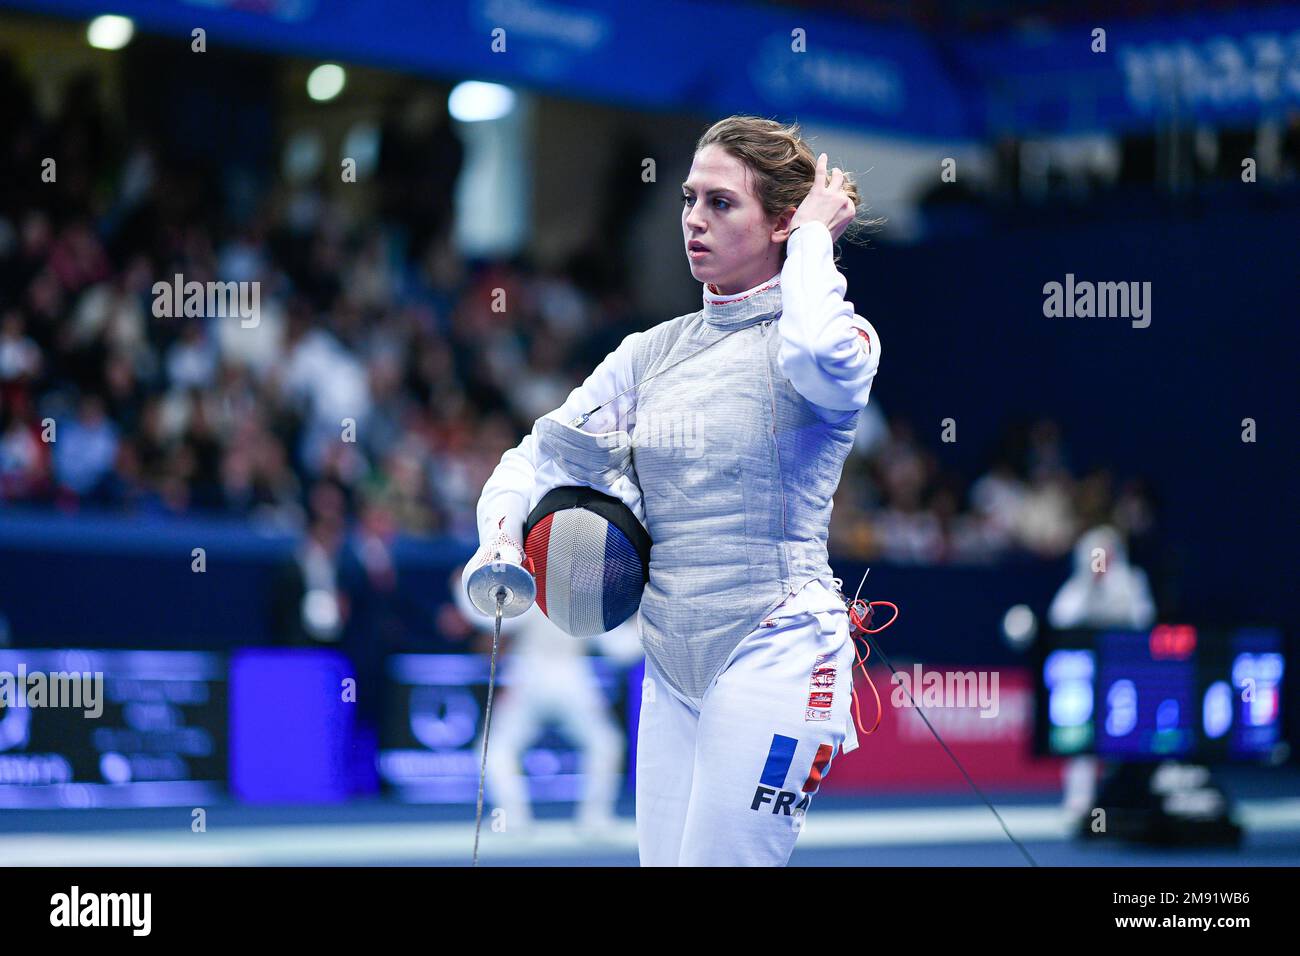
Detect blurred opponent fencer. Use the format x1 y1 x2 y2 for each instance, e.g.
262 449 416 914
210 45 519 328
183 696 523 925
453 563 641 834
1048 525 1156 819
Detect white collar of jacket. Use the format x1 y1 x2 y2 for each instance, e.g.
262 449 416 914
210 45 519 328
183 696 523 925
702 273 782 330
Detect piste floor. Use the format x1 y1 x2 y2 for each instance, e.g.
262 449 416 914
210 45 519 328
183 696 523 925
2 768 1298 867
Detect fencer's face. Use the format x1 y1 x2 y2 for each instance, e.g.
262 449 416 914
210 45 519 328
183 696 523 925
682 145 789 295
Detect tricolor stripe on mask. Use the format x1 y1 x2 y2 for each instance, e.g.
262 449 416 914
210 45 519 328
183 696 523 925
523 486 650 637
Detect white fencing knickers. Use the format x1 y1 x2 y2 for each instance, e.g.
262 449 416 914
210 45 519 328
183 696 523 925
635 596 860 866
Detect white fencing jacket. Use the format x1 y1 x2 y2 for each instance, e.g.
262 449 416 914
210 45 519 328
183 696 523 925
474 222 881 697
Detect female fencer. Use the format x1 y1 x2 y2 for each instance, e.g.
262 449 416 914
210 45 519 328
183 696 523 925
466 115 881 866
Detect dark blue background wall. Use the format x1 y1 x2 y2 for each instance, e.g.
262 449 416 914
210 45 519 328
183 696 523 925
846 191 1297 634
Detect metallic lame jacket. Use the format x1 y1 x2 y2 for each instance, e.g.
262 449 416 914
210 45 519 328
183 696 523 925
632 283 861 697
478 222 880 700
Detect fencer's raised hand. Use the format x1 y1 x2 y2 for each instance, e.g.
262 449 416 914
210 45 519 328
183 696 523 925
789 153 856 242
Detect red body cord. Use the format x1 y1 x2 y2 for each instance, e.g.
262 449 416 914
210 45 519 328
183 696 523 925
846 599 899 736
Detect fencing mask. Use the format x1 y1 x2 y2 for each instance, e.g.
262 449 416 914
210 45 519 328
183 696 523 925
523 486 652 637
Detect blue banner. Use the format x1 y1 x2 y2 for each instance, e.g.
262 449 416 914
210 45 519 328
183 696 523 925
5 0 974 139
955 8 1300 134
3 3 1299 143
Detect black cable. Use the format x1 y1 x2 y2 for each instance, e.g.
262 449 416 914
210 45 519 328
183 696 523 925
858 630 1040 867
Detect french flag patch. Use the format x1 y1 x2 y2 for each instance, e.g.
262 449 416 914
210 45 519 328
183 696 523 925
801 744 836 793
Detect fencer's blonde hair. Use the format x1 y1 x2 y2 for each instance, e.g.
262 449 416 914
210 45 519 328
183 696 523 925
695 115 881 248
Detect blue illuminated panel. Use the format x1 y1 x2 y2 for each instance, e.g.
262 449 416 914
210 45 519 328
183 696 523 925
1228 630 1285 759
229 649 356 803
1043 649 1094 754
0 649 226 808
1037 626 1286 762
1096 631 1195 757
379 654 630 804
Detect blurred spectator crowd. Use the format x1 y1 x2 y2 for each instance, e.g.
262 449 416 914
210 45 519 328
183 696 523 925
832 412 1158 567
0 58 1157 569
0 59 636 543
